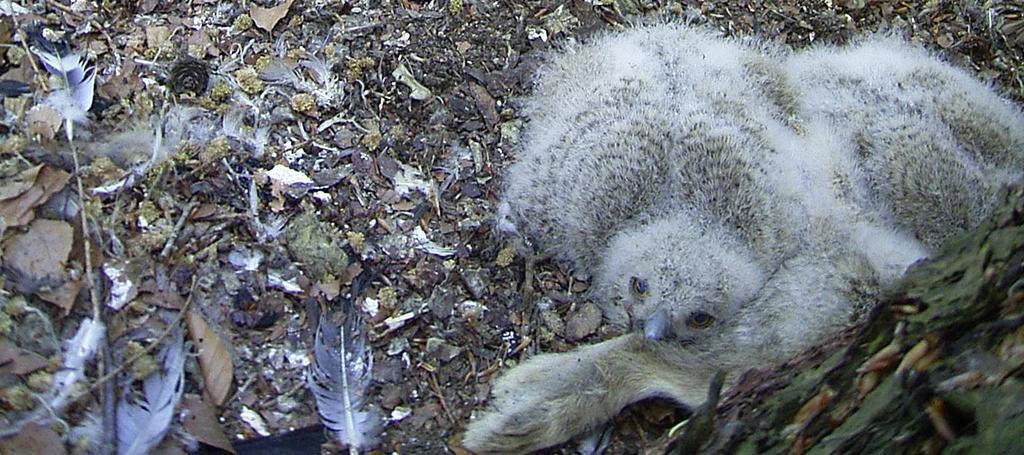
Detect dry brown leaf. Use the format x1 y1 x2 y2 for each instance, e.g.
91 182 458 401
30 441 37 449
315 277 341 300
98 59 143 101
181 394 236 454
2 218 73 285
0 422 66 455
0 165 71 228
250 0 295 33
187 30 217 58
186 309 234 406
37 278 84 314
145 25 172 49
26 104 62 141
0 165 43 200
0 339 51 375
0 52 35 86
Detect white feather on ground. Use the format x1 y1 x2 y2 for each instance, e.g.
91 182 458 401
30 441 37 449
307 308 382 454
32 49 96 127
116 329 186 455
51 318 106 411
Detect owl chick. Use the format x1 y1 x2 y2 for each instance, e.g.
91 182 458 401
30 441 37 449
467 23 1024 454
786 37 1024 250
499 25 807 339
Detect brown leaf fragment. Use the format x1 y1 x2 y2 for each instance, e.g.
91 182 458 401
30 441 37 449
145 25 172 49
2 219 73 286
0 423 66 455
181 394 236 454
0 165 42 200
37 278 84 314
0 165 71 227
466 82 499 129
190 204 219 220
250 0 295 33
0 339 51 375
186 309 235 406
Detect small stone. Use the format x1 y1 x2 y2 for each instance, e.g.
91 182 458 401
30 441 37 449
459 300 485 320
387 337 409 356
565 302 602 341
459 268 487 299
426 337 463 363
275 395 300 413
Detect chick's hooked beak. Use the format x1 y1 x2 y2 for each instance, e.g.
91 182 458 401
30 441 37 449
644 308 670 340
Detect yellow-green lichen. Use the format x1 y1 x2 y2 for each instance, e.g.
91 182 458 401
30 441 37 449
233 14 253 32
124 341 158 380
254 55 272 72
285 212 349 279
448 0 463 15
346 57 375 81
378 286 398 308
0 311 11 337
234 67 264 95
210 82 233 102
496 246 516 267
4 295 26 317
199 136 231 164
25 371 52 392
0 134 25 155
291 93 316 114
346 231 366 252
0 384 35 411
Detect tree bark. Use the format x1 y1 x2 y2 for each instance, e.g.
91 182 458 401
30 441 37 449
672 185 1024 454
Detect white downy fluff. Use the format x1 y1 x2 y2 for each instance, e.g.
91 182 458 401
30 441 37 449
307 309 382 454
116 329 185 455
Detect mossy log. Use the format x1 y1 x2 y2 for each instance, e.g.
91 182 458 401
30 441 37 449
671 185 1024 454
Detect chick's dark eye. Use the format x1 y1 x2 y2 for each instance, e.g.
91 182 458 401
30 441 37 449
688 311 714 328
630 277 648 296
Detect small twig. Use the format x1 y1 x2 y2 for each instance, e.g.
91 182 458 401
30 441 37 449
426 371 456 424
159 201 198 259
69 132 103 323
44 0 83 18
11 6 47 92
